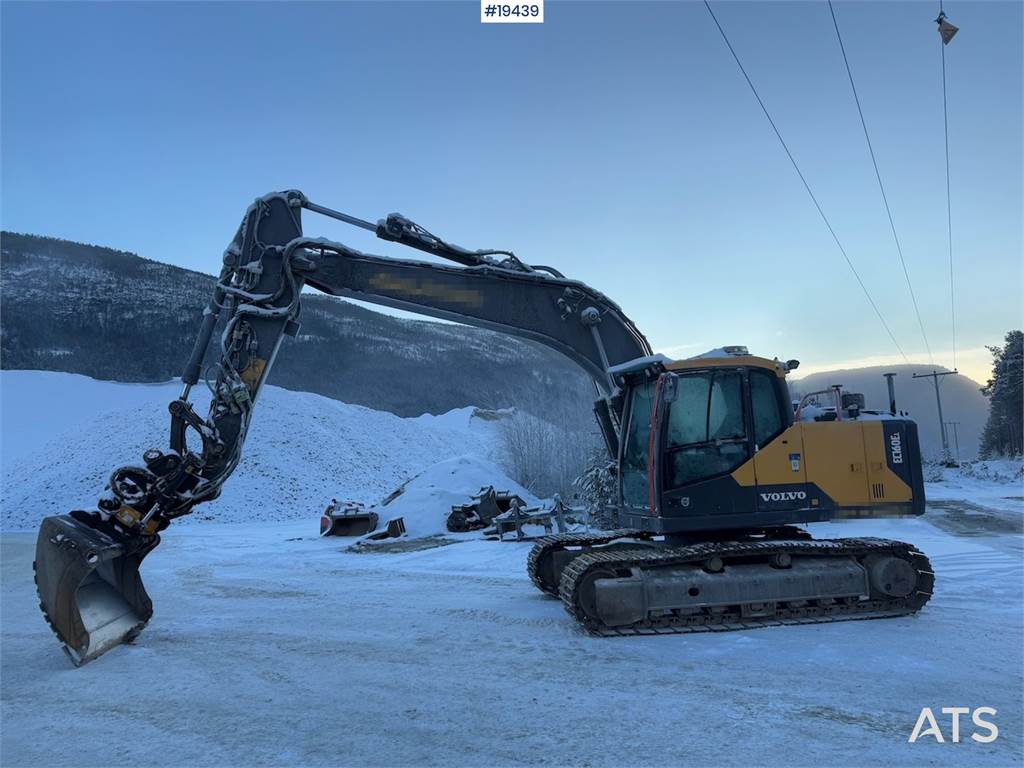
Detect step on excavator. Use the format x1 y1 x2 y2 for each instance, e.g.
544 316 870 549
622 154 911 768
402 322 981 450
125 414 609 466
33 191 933 664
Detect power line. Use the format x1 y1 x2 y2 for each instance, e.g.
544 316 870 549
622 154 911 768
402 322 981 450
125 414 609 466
828 1 934 364
702 0 908 363
938 2 957 370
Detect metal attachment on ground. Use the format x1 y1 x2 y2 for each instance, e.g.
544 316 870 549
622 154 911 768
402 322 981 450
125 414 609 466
446 486 525 532
320 499 379 537
364 517 407 541
492 497 571 542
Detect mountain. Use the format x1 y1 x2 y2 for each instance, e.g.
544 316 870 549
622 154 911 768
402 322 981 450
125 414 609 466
0 232 595 426
792 365 989 460
1 232 993 462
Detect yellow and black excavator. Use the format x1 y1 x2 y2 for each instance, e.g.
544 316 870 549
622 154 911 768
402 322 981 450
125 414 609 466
34 191 933 664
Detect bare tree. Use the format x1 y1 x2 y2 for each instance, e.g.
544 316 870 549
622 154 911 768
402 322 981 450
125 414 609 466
501 409 602 498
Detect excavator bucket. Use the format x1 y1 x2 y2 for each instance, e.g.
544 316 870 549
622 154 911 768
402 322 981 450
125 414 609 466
320 504 379 537
34 513 157 666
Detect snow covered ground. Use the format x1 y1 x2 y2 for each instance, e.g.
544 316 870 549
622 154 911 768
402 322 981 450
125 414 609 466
1 373 1022 766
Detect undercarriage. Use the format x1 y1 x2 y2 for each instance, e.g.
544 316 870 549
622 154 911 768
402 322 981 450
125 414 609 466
528 529 933 635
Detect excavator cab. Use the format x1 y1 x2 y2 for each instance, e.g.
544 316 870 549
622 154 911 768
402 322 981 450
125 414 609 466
615 350 926 535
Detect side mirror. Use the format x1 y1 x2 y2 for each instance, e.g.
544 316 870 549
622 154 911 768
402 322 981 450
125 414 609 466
661 373 679 403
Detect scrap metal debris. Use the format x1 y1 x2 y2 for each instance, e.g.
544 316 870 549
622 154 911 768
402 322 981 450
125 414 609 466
446 486 525 532
490 497 570 541
365 517 407 540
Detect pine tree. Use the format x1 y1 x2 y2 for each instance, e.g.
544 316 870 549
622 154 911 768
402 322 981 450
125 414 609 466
573 450 618 529
979 330 1023 457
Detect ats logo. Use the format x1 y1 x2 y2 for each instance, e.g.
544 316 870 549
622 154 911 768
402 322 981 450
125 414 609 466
909 707 998 743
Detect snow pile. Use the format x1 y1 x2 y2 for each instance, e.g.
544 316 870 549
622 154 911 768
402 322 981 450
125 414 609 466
923 457 1024 503
926 457 1024 486
371 455 540 537
955 458 1024 484
0 371 518 531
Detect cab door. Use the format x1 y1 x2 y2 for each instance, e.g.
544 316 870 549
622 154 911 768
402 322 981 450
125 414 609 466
660 369 753 516
750 368 808 512
619 380 657 512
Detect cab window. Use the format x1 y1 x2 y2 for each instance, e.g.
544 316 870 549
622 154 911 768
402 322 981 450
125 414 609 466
621 381 655 508
667 371 745 447
750 369 786 448
665 370 748 488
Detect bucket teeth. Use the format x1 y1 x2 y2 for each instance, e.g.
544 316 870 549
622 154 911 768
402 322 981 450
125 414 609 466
34 513 158 666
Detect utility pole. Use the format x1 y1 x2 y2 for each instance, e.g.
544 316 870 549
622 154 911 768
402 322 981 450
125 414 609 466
913 370 958 465
946 421 961 464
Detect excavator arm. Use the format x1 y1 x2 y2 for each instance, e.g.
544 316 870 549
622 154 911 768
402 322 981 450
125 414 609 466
33 190 651 665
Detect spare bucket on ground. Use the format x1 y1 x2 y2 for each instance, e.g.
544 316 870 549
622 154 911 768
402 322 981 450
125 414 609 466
320 500 379 537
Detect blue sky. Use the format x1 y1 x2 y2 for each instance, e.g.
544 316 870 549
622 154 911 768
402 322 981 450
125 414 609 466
2 1 1020 384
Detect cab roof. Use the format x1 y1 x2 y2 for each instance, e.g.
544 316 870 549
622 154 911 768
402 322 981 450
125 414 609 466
609 347 793 384
665 355 788 377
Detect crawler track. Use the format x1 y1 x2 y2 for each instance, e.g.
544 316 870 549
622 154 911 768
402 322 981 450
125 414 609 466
527 530 654 596
526 526 814 597
559 537 933 636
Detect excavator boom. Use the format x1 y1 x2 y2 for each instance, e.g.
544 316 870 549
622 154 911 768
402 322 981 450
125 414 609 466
33 190 650 664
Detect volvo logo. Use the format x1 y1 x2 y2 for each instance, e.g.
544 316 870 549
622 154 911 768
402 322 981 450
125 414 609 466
760 491 807 502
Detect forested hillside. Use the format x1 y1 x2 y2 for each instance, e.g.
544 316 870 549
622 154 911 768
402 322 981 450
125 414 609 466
0 232 595 425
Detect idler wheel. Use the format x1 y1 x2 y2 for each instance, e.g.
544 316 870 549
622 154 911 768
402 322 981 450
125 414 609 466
576 565 619 624
864 554 918 598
